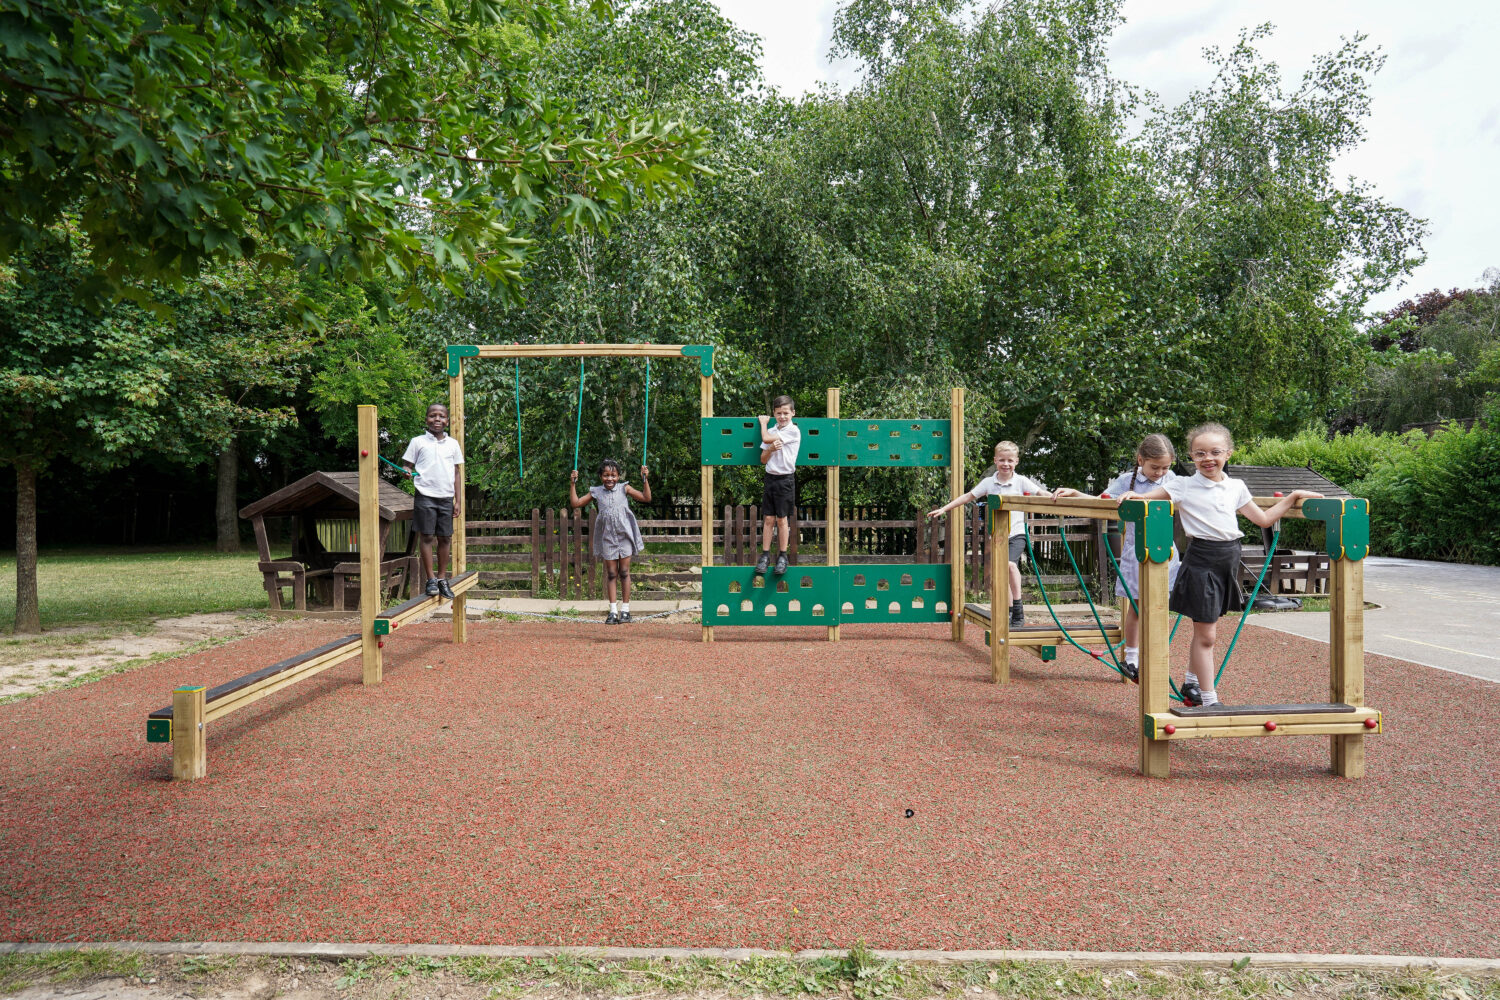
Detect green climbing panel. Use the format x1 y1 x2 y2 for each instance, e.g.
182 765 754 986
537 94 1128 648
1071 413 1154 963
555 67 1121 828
837 419 951 467
837 565 951 623
703 564 951 625
700 418 840 466
703 567 841 625
146 718 171 743
1303 497 1370 562
700 418 951 467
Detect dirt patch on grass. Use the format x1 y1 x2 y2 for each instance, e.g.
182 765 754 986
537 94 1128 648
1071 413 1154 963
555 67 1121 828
0 612 281 701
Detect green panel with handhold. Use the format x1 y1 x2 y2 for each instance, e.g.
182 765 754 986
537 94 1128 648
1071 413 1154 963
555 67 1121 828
372 619 391 636
1342 498 1369 560
837 419 951 467
700 418 840 466
1039 645 1057 661
703 566 841 625
146 718 172 743
838 564 951 623
1119 499 1174 564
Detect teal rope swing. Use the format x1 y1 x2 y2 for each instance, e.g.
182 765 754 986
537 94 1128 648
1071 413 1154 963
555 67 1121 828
572 358 586 471
514 360 524 478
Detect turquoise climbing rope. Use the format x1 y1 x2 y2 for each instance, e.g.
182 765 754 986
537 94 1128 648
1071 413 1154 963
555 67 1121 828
571 358 585 471
1020 521 1129 678
379 453 414 478
514 360 524 478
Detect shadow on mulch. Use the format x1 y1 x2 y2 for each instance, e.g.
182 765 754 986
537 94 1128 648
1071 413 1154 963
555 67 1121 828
0 617 1495 956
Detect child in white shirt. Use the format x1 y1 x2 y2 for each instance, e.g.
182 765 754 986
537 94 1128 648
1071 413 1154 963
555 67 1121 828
756 395 801 577
927 441 1050 627
1118 423 1320 707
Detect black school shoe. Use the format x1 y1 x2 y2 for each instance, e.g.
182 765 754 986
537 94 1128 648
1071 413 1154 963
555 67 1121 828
437 578 456 600
1179 679 1202 707
1121 661 1139 683
620 611 632 623
605 611 620 625
773 552 788 575
1009 604 1024 627
754 552 770 575
425 577 441 597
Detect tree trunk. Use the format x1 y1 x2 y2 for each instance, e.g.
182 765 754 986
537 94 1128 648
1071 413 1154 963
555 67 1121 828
14 460 40 633
215 438 240 553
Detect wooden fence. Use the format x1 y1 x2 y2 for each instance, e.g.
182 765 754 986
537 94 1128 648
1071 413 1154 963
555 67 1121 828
465 504 1114 601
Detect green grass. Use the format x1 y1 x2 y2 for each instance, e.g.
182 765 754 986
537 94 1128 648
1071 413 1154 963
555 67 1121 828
0 546 271 633
0 950 1495 1000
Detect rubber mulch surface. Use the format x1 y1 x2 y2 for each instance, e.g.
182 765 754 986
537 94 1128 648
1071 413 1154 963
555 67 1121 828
0 618 1496 956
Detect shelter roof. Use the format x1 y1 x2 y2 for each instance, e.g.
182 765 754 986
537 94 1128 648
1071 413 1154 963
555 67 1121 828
238 472 413 522
1225 465 1351 499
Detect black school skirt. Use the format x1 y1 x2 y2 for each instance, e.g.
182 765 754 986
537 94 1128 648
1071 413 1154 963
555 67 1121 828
1169 538 1244 623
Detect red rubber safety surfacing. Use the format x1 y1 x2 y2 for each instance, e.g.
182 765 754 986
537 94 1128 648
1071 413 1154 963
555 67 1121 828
0 619 1492 956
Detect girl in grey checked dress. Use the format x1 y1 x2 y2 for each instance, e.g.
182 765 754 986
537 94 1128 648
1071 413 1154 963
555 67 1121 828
569 459 652 624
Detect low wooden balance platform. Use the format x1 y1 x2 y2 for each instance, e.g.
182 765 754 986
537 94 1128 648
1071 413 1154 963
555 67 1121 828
983 494 1382 779
146 404 477 780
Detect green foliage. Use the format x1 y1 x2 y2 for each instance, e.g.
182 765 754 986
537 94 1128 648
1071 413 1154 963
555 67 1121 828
1236 426 1408 490
1357 423 1500 564
0 0 712 315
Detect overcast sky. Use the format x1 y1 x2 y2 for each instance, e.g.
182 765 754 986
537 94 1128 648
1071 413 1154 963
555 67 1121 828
711 0 1500 313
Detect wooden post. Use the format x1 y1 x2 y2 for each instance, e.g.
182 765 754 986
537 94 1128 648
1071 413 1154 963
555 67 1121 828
172 685 207 781
990 501 1009 684
701 373 714 643
358 404 382 685
949 387 965 641
827 387 840 642
530 509 541 597
450 363 467 644
1137 555 1171 778
1330 557 1365 777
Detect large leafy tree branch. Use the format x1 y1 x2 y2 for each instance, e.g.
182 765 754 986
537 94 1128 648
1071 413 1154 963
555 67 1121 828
0 0 713 314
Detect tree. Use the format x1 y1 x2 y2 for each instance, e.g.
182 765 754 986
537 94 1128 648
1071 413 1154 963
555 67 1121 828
0 0 712 314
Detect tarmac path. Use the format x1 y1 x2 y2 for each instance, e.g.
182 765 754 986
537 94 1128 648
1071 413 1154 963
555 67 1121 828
1249 556 1500 683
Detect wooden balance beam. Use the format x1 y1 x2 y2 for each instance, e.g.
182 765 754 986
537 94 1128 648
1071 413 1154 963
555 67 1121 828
146 633 363 779
371 570 478 636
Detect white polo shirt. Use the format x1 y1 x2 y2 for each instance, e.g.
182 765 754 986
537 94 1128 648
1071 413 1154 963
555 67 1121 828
1163 472 1252 541
970 473 1045 537
401 432 465 498
761 422 801 475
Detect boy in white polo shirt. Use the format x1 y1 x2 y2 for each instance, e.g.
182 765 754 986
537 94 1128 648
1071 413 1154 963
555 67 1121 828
401 403 465 599
927 441 1050 627
755 395 801 577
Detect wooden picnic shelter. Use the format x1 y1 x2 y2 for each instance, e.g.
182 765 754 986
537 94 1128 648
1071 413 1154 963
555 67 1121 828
239 472 418 612
1226 464 1350 597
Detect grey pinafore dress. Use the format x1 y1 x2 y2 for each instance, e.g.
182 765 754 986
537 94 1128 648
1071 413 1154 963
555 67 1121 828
590 484 646 559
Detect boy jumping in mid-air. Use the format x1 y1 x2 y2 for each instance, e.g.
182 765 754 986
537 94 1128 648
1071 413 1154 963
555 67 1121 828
755 395 800 576
401 403 465 599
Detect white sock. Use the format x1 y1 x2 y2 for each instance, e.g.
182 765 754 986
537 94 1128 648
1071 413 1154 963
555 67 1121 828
1124 645 1138 665
621 603 630 614
610 601 618 614
1185 671 1199 685
1199 687 1220 706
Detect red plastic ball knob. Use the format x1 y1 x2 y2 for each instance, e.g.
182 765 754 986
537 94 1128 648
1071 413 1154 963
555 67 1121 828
1264 720 1277 731
1163 724 1176 735
1364 717 1378 729
377 640 385 649
361 449 369 457
1101 493 1110 498
1274 491 1284 497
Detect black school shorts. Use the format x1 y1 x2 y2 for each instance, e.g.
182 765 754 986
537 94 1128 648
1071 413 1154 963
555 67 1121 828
413 491 454 538
761 473 796 519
